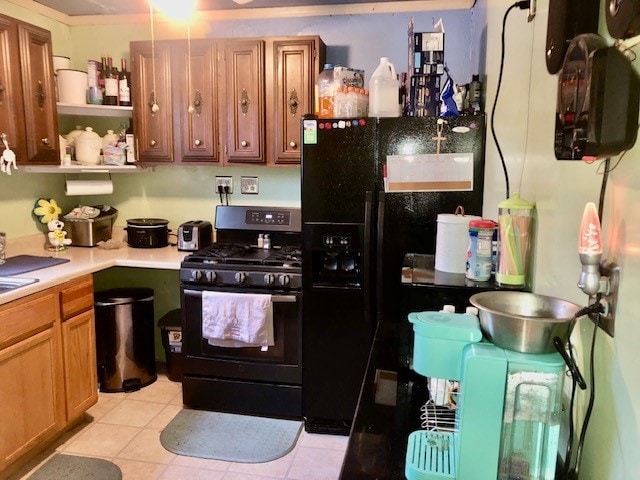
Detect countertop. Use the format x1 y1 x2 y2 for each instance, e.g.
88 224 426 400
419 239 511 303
0 228 185 306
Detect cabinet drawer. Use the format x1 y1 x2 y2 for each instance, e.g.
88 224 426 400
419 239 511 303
60 275 94 320
0 290 56 349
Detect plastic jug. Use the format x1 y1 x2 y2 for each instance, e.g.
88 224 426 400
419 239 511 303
317 63 335 118
368 57 400 117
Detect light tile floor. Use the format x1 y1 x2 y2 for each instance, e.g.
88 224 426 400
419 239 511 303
11 372 349 480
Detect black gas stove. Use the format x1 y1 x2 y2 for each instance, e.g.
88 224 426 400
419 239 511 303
179 206 302 290
179 205 304 418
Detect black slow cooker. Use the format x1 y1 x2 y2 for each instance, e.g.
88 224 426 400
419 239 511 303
125 218 170 248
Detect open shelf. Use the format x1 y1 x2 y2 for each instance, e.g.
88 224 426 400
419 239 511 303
57 103 133 117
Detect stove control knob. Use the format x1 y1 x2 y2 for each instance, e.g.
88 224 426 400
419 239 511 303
205 271 217 283
263 273 275 285
191 270 203 281
278 274 291 286
235 272 246 284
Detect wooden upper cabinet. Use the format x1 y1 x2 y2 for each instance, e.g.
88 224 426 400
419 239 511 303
131 40 174 162
0 16 26 162
18 22 59 164
129 35 323 166
268 36 325 166
0 14 58 166
175 39 219 163
222 39 265 165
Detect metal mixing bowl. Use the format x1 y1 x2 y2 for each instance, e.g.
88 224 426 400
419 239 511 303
469 291 583 354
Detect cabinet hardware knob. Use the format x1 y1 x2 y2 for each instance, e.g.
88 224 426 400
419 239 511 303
150 139 157 147
240 140 248 148
36 81 46 109
288 89 299 115
41 138 49 145
194 139 202 146
239 89 250 115
289 141 297 148
192 90 203 115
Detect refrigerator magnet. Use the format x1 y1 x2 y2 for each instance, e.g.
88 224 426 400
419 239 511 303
303 120 318 144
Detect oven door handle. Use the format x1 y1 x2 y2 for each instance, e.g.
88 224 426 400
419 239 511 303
183 289 298 303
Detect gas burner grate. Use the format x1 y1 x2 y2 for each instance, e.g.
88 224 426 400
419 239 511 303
194 244 253 260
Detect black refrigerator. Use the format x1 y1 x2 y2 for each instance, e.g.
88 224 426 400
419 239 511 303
301 115 486 434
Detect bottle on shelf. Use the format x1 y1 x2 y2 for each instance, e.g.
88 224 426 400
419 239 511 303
317 63 335 118
98 56 107 102
125 120 136 164
119 58 131 107
103 56 119 106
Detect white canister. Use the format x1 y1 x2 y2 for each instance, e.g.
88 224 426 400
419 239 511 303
57 69 88 105
435 209 481 274
102 130 120 148
52 55 70 72
75 127 102 165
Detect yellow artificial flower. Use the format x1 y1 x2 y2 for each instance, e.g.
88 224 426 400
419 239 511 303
33 198 62 224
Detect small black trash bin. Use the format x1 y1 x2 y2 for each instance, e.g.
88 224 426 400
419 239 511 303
158 309 183 382
94 287 157 392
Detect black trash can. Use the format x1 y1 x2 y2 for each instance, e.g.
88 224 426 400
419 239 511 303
158 309 183 382
94 287 157 392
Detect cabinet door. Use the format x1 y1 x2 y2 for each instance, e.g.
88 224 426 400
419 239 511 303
269 37 324 165
175 39 219 163
222 39 265 164
0 15 27 163
0 328 65 469
62 309 98 422
131 41 174 162
18 21 59 164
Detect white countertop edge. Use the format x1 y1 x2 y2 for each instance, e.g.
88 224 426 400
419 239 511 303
1 234 184 306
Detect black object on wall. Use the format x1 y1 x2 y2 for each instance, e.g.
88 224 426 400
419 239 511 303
555 34 640 160
606 0 640 39
545 0 600 74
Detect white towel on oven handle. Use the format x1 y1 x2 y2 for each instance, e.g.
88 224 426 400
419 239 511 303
201 291 274 347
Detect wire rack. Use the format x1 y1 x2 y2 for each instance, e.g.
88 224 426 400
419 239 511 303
420 379 460 433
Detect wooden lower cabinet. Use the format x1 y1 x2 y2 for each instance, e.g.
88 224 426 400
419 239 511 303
0 275 98 475
62 309 98 422
0 327 65 471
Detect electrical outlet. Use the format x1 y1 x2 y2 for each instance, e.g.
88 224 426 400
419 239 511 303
241 176 259 194
215 176 233 194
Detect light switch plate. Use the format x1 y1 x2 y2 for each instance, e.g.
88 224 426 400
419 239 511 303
241 176 259 194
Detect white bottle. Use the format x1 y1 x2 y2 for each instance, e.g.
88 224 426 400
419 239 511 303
257 234 264 248
344 86 357 118
263 234 271 249
368 57 400 117
333 87 346 118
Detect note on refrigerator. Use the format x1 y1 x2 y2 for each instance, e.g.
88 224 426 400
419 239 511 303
384 153 474 193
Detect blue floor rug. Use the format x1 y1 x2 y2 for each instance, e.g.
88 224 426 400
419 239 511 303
27 454 122 480
160 409 302 463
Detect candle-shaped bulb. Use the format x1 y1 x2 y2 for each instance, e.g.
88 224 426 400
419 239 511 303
578 202 602 255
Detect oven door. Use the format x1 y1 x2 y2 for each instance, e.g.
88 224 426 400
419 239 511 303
181 286 301 385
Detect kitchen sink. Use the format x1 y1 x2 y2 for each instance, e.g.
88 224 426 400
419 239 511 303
0 276 39 294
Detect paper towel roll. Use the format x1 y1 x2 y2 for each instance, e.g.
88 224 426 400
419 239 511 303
65 180 113 196
435 212 481 273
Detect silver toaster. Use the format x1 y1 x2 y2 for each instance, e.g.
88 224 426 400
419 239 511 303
177 220 213 251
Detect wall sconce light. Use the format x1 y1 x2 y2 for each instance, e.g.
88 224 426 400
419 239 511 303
577 201 619 336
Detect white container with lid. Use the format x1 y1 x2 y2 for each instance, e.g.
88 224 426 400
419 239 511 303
102 130 120 148
57 69 88 105
75 127 102 165
368 57 400 117
435 208 481 274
